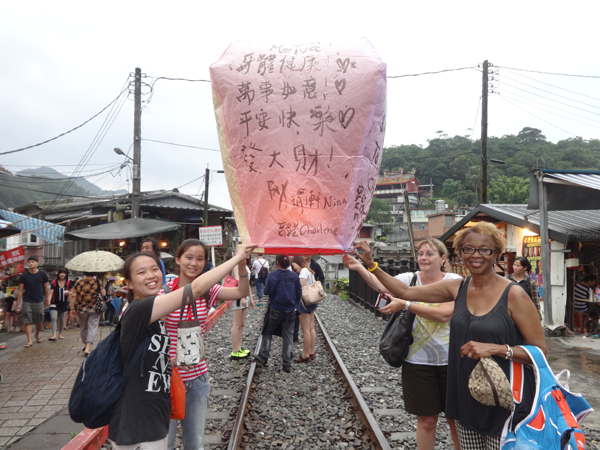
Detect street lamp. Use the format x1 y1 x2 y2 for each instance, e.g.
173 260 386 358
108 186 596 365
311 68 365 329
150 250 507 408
114 147 141 218
114 147 134 162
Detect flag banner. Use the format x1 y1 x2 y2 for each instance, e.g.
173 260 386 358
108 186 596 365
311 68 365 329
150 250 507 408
0 246 25 280
210 38 387 255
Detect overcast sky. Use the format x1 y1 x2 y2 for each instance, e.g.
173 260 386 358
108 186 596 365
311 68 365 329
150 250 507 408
1 1 599 210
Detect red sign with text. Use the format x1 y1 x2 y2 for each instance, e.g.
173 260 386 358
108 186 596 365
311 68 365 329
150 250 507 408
0 246 25 280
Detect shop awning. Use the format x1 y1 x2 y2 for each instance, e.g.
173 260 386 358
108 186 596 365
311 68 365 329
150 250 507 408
0 210 66 246
0 220 21 239
528 169 600 211
65 218 179 240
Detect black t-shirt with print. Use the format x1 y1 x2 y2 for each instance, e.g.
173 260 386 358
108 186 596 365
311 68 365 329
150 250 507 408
108 297 172 446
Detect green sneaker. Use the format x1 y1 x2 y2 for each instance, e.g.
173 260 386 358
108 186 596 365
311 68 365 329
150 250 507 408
240 348 250 355
231 350 250 360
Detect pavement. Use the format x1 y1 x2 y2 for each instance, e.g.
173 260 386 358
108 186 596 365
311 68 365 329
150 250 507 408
1 322 600 449
0 324 112 450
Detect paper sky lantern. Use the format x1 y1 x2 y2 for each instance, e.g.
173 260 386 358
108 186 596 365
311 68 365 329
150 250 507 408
210 38 386 255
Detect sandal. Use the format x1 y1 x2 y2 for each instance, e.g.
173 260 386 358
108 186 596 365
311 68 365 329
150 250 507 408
309 354 316 360
23 343 33 348
58 336 64 339
36 337 42 343
49 337 57 342
293 355 311 363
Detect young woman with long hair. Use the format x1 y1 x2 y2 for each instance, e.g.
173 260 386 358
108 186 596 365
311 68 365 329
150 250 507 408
230 256 255 360
47 267 73 341
107 242 255 450
164 240 255 450
290 256 318 363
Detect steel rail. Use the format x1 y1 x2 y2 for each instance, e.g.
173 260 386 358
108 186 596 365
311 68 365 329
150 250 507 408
227 335 262 450
315 311 392 450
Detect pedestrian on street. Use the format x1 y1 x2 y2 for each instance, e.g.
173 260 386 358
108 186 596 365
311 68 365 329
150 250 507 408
506 257 542 321
254 255 302 373
107 243 255 450
291 256 319 364
230 256 255 360
574 274 597 333
345 238 461 450
252 253 269 305
293 255 325 342
349 222 546 449
164 240 254 450
141 237 167 286
47 267 73 341
15 256 49 348
69 273 106 357
4 288 19 332
104 279 117 326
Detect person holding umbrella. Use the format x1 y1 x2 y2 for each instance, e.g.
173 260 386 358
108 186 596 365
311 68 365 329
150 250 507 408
66 250 124 356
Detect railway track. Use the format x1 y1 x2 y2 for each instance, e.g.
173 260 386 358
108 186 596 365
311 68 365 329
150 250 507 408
222 311 391 450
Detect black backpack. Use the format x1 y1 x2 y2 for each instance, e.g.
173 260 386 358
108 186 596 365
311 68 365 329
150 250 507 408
257 261 269 283
69 314 149 429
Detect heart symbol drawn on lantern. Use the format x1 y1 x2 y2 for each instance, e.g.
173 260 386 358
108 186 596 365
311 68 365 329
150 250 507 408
337 58 350 73
335 78 346 95
339 107 356 129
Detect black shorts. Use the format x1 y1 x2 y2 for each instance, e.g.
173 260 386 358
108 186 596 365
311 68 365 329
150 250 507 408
402 361 448 416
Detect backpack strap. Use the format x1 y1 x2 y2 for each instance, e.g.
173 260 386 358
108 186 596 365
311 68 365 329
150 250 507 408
162 284 172 294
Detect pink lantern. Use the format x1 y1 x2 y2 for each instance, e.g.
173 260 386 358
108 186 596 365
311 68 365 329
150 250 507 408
210 39 386 254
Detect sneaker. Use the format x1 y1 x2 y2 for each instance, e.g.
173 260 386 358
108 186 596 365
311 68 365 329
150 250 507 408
231 350 250 360
240 348 250 355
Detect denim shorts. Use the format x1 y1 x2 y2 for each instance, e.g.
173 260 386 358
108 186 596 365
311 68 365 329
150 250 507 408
298 300 317 314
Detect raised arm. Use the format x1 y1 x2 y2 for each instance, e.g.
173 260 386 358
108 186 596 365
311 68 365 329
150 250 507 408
351 241 459 303
150 243 256 323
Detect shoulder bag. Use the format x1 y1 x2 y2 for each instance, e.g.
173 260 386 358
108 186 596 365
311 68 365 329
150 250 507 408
301 272 327 306
94 280 107 314
170 367 186 420
223 269 239 288
176 284 206 367
378 273 417 367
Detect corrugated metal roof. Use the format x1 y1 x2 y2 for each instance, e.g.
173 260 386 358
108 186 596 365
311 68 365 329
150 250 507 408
440 204 600 243
544 172 600 190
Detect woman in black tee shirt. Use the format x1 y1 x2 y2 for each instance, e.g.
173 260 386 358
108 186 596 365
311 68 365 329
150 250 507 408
108 243 255 449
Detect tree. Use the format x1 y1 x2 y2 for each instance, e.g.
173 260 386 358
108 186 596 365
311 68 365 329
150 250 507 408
366 197 392 224
488 176 529 204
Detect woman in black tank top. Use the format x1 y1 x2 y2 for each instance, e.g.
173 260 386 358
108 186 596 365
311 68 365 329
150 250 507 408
346 222 546 450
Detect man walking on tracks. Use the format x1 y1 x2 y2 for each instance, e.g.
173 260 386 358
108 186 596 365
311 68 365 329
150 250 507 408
252 253 269 306
15 256 49 348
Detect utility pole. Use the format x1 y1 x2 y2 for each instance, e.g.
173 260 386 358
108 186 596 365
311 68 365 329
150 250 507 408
480 60 489 204
203 167 210 226
132 67 142 219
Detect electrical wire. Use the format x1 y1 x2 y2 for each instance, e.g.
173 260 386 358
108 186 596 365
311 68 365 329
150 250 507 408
501 68 600 102
387 66 477 78
496 66 600 79
0 180 121 199
0 86 130 156
470 96 482 140
4 165 123 183
498 72 600 112
176 174 205 190
497 95 579 137
142 139 221 152
497 91 600 130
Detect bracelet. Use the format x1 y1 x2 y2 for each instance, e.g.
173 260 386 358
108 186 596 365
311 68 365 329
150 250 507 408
505 345 513 360
239 274 248 278
405 301 411 311
367 262 378 272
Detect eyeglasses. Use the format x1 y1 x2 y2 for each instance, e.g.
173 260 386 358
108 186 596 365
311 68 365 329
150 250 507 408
462 246 496 256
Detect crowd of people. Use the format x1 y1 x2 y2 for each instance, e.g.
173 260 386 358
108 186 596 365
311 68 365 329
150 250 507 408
0 222 577 450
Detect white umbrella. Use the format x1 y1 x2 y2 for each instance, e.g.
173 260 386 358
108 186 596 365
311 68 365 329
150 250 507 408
66 250 124 273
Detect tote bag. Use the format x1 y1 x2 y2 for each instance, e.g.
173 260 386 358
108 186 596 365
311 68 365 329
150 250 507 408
176 284 206 367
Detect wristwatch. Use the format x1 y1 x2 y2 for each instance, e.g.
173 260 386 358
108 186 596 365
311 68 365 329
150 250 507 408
405 301 411 311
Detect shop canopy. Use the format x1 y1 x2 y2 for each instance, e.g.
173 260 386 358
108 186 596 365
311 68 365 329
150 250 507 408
65 218 178 241
0 209 66 246
528 169 600 211
0 219 22 239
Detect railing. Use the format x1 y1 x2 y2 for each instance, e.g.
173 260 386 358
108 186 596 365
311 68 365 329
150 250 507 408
348 257 419 320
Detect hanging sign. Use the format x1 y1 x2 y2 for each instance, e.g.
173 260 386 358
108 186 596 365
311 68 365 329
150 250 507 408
0 246 25 280
210 38 387 254
199 226 223 247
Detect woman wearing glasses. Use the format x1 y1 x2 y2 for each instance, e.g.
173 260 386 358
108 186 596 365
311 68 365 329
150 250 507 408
344 238 461 450
347 222 546 450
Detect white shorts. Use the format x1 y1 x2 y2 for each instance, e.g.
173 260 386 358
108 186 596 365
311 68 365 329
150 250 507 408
231 297 248 311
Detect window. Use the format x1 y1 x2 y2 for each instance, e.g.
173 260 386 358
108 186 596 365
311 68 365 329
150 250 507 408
414 223 426 231
445 216 453 226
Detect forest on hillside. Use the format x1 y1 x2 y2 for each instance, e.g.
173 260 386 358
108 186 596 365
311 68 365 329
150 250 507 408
380 127 600 207
0 173 91 209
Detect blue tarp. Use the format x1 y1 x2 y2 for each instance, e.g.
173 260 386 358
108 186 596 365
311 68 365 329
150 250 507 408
0 210 65 246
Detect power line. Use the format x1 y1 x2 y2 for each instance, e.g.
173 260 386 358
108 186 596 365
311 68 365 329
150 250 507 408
142 139 221 152
497 72 600 112
498 91 600 130
502 68 600 102
470 96 482 140
4 165 123 183
0 86 130 156
176 174 205 190
0 180 121 199
497 95 579 137
387 66 477 79
496 65 600 79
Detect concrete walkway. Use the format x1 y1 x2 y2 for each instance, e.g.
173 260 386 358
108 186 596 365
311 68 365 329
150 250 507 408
0 325 111 450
